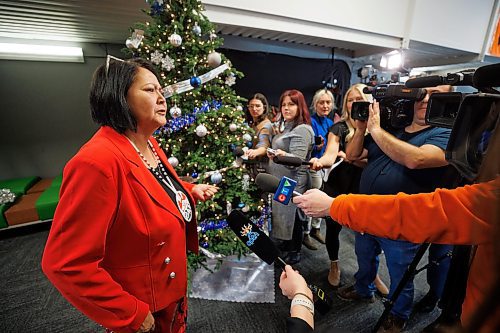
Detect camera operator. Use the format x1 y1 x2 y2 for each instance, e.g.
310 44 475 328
342 86 454 332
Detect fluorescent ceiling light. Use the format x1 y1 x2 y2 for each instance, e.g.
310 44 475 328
0 43 84 62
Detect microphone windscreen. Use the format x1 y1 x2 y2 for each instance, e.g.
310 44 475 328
473 63 500 88
255 173 280 193
405 75 443 88
273 155 303 167
233 146 245 157
227 210 280 265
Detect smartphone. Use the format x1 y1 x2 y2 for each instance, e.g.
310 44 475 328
267 148 277 155
314 136 322 145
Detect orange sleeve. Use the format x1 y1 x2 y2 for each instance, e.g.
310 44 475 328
330 177 499 245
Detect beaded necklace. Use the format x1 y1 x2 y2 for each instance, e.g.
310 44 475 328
126 137 192 222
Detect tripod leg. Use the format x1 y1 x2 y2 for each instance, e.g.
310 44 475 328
372 243 430 333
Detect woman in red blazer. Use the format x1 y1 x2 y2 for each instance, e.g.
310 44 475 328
42 58 217 333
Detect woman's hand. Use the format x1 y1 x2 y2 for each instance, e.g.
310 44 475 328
137 311 155 332
337 151 351 163
274 149 286 157
309 158 323 171
246 148 258 159
191 184 218 202
293 189 334 217
279 265 313 300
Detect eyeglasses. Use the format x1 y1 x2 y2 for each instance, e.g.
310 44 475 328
105 54 125 75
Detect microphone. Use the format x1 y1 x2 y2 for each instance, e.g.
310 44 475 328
405 72 474 88
472 63 500 88
233 146 245 157
227 210 332 314
255 173 302 197
273 155 312 167
227 210 284 266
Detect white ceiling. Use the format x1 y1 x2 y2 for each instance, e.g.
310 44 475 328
0 0 491 71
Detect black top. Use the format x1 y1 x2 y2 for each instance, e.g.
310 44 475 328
149 166 192 224
323 121 363 197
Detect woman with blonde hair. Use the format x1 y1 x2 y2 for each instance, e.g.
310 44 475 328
309 83 388 294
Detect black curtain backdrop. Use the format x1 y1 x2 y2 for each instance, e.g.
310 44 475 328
221 49 351 116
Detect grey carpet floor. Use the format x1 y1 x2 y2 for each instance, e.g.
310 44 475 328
0 223 440 332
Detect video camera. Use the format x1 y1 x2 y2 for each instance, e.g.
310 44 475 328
351 84 427 131
405 63 500 180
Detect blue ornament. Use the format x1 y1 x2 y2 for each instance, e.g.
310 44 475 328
238 202 245 208
229 144 236 151
190 76 202 88
246 141 253 148
201 242 209 249
191 172 198 178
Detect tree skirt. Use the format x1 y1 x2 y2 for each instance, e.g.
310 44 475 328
189 254 275 303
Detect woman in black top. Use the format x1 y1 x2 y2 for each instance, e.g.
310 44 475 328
309 84 388 295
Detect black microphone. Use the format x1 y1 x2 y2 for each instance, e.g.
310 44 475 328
405 72 474 88
227 209 285 266
233 146 245 157
273 155 312 167
472 63 500 88
226 210 332 314
255 173 302 198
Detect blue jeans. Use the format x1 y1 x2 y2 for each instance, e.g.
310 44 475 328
354 232 420 321
427 244 453 298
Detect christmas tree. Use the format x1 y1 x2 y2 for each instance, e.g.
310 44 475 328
125 0 268 270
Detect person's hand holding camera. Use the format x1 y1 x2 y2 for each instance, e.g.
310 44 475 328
367 101 382 134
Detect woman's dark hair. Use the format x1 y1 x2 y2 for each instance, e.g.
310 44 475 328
89 57 161 134
247 93 270 125
279 89 311 128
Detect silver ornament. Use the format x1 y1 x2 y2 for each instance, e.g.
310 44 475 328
168 33 182 47
150 50 163 65
229 123 237 132
169 105 182 118
207 51 222 68
242 133 252 142
192 23 202 36
210 171 222 184
168 156 179 168
195 124 208 137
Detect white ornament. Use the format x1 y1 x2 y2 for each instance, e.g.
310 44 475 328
207 51 222 68
161 55 175 71
192 23 202 36
195 124 208 137
125 29 144 49
229 123 237 132
236 105 243 111
226 201 232 216
242 205 250 213
168 33 182 47
242 133 252 142
150 50 163 65
225 74 236 86
242 174 250 191
169 105 182 118
168 156 179 168
210 171 222 184
209 32 218 41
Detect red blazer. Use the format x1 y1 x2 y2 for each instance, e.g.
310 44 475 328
42 126 199 333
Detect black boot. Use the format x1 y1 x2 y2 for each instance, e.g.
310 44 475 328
283 251 301 265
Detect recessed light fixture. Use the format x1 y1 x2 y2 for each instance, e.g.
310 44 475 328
0 42 84 62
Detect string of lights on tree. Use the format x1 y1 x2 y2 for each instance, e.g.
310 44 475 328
125 0 269 270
